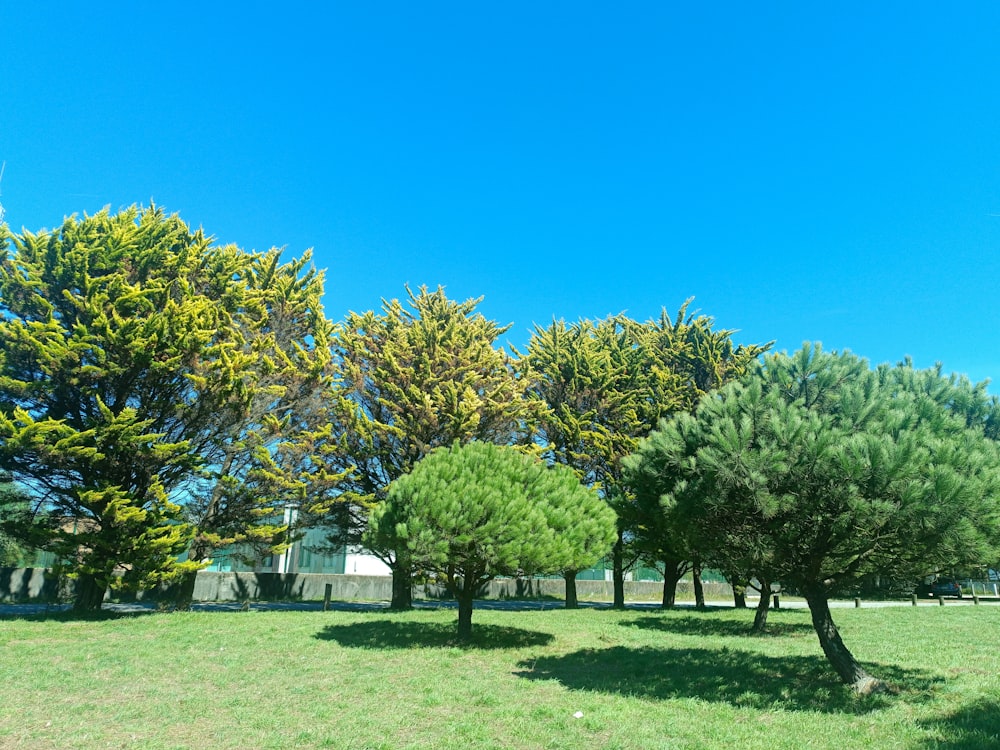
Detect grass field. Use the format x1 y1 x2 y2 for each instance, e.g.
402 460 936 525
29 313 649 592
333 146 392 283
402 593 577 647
1 604 998 749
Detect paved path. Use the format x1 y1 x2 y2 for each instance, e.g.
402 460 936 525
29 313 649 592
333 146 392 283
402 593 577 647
1 596 995 617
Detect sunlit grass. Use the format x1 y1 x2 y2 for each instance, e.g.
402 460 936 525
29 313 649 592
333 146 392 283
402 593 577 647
1 605 998 749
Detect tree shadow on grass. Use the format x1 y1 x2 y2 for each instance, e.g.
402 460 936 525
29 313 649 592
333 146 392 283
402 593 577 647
0 608 155 623
917 699 1000 749
314 619 554 650
514 646 941 714
625 613 814 638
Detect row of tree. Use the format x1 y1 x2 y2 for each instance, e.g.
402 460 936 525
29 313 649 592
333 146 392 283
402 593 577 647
0 206 766 610
2 206 998 691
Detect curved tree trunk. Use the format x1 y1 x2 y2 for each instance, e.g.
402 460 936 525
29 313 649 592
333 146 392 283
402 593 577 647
612 532 626 609
751 580 772 635
390 559 413 610
72 572 108 613
803 585 883 693
563 570 579 609
692 562 705 609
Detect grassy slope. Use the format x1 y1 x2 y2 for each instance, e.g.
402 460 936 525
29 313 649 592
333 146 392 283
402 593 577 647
1 605 998 749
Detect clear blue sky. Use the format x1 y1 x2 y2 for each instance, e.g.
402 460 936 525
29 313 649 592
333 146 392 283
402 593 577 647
3 3 1000 384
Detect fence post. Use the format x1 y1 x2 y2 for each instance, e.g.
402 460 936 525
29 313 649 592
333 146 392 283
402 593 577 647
323 583 333 612
938 596 945 606
854 597 861 608
773 594 780 609
911 594 918 606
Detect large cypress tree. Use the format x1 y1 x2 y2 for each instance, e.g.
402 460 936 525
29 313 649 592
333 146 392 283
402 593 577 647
516 315 654 607
0 206 315 610
518 303 769 608
315 286 543 609
173 249 341 607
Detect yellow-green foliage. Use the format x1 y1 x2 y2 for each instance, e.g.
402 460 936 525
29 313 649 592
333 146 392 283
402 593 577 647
0 206 335 607
518 303 771 495
315 286 545 553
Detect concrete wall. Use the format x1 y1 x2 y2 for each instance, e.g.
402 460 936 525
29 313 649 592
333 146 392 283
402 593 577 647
0 567 734 604
190 572 396 602
0 568 64 602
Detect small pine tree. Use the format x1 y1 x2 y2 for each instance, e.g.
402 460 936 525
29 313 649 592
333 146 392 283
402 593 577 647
368 442 616 640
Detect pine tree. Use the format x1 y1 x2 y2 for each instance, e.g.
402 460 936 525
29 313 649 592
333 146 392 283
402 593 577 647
368 441 616 639
627 344 1000 692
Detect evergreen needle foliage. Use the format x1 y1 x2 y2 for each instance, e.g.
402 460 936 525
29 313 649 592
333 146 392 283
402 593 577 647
517 303 770 607
316 286 544 609
0 206 336 610
626 342 1000 692
368 441 616 639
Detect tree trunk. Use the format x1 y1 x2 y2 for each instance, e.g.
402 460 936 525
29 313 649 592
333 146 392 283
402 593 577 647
446 567 486 642
456 595 474 642
612 532 625 609
72 572 108 613
659 557 688 609
174 569 198 611
390 559 413 610
692 562 705 609
661 567 682 609
751 580 771 635
803 585 883 693
563 570 579 609
733 582 747 609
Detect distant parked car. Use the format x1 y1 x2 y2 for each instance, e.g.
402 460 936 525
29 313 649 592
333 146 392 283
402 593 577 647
916 578 963 598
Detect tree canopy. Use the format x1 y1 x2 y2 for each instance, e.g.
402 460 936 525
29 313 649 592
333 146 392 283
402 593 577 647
0 206 326 609
367 441 616 639
625 343 1000 692
314 286 543 609
173 248 340 606
518 303 770 607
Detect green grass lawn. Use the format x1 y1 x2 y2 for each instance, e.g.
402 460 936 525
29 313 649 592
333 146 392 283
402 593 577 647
1 604 998 749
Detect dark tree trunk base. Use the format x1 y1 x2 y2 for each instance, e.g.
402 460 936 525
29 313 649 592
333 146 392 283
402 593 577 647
390 562 413 610
72 573 108 613
692 564 705 609
751 582 771 635
173 570 198 611
804 586 885 693
612 534 625 609
661 572 681 609
563 571 579 609
733 585 747 609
